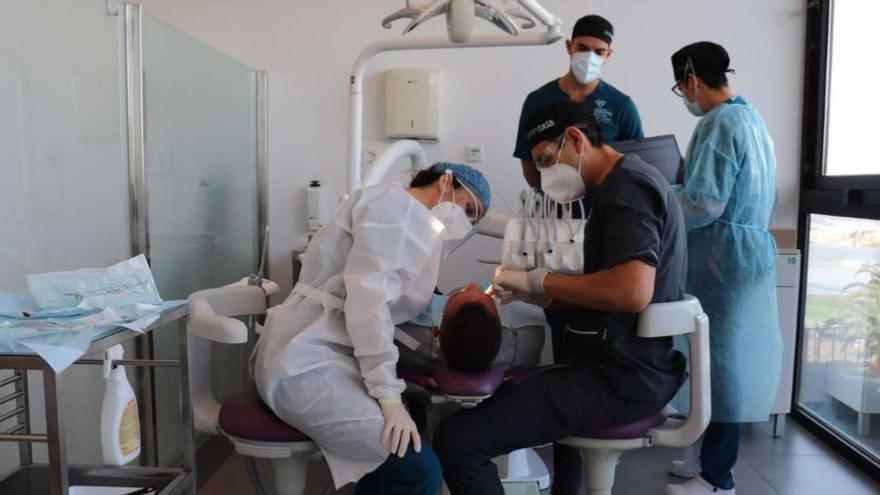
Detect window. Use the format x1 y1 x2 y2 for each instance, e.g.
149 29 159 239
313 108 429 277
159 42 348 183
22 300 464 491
795 0 880 478
798 215 880 462
824 1 880 176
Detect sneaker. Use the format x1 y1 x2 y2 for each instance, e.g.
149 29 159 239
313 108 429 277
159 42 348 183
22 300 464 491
664 476 735 495
669 458 702 478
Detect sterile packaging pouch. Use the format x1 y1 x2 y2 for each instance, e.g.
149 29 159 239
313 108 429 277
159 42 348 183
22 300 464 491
26 254 162 310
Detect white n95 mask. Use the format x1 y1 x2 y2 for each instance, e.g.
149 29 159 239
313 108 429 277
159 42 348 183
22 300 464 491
430 172 477 241
432 202 472 240
571 51 604 85
539 136 586 203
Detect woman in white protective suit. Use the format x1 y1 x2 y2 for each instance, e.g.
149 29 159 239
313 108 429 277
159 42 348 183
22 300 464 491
254 162 490 494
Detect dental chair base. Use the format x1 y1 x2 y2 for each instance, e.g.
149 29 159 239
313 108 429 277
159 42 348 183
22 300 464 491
226 436 319 495
557 295 711 495
218 390 321 495
492 448 548 495
189 280 321 495
403 364 550 495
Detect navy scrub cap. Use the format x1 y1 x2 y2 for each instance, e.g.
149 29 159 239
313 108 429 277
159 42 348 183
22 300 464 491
525 100 596 151
571 15 614 44
430 162 491 213
672 41 732 82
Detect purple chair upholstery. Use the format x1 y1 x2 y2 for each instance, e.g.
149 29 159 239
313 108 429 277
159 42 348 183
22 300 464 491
218 389 312 443
503 366 668 440
580 410 668 440
397 366 439 390
434 363 504 397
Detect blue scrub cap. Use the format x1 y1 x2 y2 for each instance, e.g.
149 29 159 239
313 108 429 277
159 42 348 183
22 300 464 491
430 162 491 213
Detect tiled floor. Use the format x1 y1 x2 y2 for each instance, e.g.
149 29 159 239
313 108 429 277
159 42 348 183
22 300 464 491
199 420 880 494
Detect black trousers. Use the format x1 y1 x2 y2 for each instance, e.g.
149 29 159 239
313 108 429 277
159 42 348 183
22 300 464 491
544 311 583 493
433 365 665 495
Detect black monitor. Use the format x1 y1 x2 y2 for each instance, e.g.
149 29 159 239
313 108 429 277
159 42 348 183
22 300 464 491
610 134 682 184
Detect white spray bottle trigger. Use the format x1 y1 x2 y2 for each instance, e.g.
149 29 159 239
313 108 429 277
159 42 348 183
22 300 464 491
103 344 124 379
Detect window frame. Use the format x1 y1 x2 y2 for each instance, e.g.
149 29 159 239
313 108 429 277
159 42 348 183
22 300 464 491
792 0 880 482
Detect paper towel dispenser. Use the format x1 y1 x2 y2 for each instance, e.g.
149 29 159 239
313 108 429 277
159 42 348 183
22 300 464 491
384 68 440 141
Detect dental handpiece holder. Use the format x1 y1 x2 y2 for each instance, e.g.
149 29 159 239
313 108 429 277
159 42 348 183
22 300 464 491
501 190 586 273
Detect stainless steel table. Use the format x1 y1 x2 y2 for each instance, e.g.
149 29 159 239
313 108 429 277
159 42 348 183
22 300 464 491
0 304 195 495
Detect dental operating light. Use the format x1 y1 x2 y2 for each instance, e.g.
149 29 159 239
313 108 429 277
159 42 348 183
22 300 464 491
382 0 544 43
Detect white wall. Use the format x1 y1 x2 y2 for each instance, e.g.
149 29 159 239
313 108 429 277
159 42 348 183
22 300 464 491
141 0 805 297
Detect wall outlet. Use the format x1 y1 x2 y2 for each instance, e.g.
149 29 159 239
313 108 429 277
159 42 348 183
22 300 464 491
465 144 483 163
363 151 377 166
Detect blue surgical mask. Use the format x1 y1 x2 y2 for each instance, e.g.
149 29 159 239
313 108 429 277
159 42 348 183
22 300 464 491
571 51 604 85
681 57 705 117
682 93 705 117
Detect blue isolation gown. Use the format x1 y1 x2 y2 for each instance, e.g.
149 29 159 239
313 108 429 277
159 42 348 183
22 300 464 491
674 96 782 423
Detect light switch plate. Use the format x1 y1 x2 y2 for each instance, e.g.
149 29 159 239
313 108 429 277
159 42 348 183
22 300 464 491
465 144 483 163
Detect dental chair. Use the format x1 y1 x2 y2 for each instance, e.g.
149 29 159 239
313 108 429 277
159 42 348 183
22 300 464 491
188 277 554 495
188 280 320 495
557 294 711 495
399 364 551 495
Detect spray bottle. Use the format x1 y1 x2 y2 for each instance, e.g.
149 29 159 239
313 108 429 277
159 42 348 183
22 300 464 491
101 344 141 465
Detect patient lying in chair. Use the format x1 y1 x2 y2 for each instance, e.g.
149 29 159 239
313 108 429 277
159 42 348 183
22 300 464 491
396 281 546 375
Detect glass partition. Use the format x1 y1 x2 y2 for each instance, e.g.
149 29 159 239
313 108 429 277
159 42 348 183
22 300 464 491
141 14 263 466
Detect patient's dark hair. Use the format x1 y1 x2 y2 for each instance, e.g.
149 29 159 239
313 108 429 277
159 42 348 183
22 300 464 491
440 301 502 372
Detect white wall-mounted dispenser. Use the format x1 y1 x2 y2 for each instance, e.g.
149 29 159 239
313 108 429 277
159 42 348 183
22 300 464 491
384 68 440 141
307 180 329 232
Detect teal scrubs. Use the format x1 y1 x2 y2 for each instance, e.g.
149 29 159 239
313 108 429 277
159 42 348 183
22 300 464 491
513 79 644 161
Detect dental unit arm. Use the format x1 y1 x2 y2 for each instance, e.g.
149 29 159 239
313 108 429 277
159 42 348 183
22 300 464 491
362 139 429 188
348 0 562 195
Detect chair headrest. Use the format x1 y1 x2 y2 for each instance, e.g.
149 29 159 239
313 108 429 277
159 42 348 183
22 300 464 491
434 363 504 397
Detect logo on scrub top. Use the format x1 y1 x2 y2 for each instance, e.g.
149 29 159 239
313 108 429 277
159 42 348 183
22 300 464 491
593 100 612 124
526 119 556 140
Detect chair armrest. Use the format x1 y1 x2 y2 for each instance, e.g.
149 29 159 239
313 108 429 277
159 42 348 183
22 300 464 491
226 277 281 296
637 294 703 338
189 298 249 344
651 312 711 447
188 285 268 344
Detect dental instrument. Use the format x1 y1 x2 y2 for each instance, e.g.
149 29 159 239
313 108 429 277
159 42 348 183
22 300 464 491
501 191 586 275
